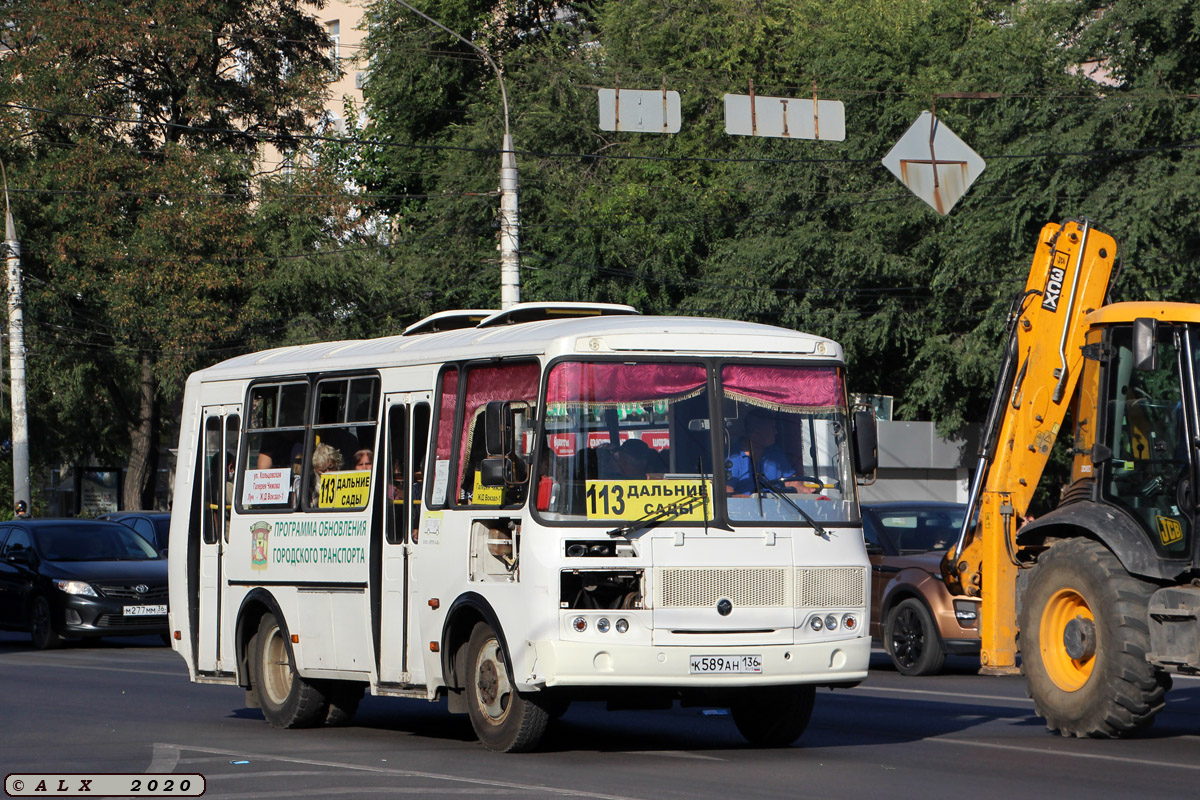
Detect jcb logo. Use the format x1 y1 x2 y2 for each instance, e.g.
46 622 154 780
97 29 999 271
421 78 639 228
1157 515 1184 546
1041 252 1070 312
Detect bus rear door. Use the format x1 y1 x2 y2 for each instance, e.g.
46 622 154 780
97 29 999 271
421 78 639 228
197 407 240 674
376 394 431 686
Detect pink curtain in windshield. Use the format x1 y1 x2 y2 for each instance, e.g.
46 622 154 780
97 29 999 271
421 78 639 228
721 365 842 410
546 362 706 404
457 362 540 487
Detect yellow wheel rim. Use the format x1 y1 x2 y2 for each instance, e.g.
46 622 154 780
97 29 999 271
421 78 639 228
1040 587 1095 691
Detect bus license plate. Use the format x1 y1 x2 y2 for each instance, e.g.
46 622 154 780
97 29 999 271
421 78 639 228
124 605 167 617
689 654 762 674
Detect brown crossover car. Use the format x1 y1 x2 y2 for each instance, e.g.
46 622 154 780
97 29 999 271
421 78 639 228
862 502 981 675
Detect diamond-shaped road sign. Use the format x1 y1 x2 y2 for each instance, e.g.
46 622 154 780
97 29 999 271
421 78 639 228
882 111 985 215
598 88 681 134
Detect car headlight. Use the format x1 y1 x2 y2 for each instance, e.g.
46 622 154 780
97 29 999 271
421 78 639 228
55 580 98 597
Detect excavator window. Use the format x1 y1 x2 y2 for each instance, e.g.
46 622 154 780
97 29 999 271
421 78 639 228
1101 325 1193 558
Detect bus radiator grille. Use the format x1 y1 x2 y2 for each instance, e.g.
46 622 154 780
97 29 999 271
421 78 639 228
794 567 865 608
655 568 790 608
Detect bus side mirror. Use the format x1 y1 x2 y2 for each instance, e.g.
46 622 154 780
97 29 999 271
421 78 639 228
484 401 514 456
852 409 878 477
480 457 507 487
1133 317 1158 372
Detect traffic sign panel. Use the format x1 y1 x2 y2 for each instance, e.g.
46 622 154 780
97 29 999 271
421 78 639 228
882 111 985 215
598 88 681 134
724 94 845 141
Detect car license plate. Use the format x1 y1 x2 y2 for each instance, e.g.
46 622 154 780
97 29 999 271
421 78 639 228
124 604 167 617
689 654 762 674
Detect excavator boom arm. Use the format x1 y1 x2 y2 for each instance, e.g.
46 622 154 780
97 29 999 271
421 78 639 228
942 220 1117 672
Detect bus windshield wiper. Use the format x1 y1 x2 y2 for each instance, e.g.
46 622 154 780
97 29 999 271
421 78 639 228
605 488 710 538
754 473 828 537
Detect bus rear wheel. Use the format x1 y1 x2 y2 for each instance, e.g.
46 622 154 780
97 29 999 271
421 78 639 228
464 622 548 752
252 612 327 728
730 685 815 747
1019 538 1170 737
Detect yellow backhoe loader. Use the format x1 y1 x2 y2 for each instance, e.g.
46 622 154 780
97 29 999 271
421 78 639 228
943 219 1200 737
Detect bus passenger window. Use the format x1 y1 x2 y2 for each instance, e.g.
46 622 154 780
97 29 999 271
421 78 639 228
307 376 380 512
456 362 539 507
242 382 308 510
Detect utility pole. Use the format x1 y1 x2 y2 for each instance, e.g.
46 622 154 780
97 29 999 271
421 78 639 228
393 1 520 309
1 157 30 515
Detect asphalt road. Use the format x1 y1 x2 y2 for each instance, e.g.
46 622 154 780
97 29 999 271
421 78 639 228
2 630 1199 800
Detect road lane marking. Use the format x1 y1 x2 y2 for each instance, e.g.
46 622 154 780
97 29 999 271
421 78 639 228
0 659 180 677
627 750 723 761
147 743 181 774
851 685 1034 704
932 736 1200 770
203 789 532 798
158 744 647 800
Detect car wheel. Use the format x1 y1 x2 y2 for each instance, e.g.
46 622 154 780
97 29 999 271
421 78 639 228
730 685 815 747
30 596 63 650
251 612 327 728
464 622 549 752
885 598 946 676
1019 538 1170 737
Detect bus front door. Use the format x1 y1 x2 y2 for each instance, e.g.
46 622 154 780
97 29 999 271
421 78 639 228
197 407 240 675
376 394 431 686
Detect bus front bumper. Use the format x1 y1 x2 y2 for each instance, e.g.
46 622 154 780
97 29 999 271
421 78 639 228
523 636 870 689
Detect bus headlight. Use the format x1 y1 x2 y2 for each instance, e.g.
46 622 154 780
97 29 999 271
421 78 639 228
824 614 839 631
615 618 629 634
597 618 611 633
809 616 823 631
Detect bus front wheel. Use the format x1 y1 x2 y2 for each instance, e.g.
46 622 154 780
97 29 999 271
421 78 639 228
252 612 327 728
730 685 815 747
464 622 548 752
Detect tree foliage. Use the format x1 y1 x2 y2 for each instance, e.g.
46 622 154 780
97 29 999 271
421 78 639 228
0 0 338 507
357 0 1200 437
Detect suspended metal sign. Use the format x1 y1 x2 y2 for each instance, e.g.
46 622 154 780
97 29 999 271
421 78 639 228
598 87 681 134
882 111 985 215
724 93 845 141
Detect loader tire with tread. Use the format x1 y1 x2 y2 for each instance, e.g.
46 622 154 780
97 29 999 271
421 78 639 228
1019 538 1171 738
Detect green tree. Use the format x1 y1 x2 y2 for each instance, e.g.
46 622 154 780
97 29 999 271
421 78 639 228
358 0 1200 441
0 0 335 508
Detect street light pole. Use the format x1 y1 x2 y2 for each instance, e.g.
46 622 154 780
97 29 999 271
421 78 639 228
0 157 30 515
392 1 520 309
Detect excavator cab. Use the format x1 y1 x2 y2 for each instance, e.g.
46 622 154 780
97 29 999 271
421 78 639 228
1095 320 1196 560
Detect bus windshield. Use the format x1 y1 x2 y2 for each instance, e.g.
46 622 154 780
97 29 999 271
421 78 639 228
535 360 856 525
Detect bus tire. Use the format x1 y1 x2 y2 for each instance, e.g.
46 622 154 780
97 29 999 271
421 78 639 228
730 684 815 747
321 681 364 727
464 622 548 752
1019 538 1171 737
252 612 327 729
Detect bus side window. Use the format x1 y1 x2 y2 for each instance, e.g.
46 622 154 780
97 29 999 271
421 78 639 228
385 404 407 544
242 381 308 511
308 376 380 511
456 361 539 507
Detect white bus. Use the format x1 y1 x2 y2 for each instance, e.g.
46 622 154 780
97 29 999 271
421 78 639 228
168 303 878 751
